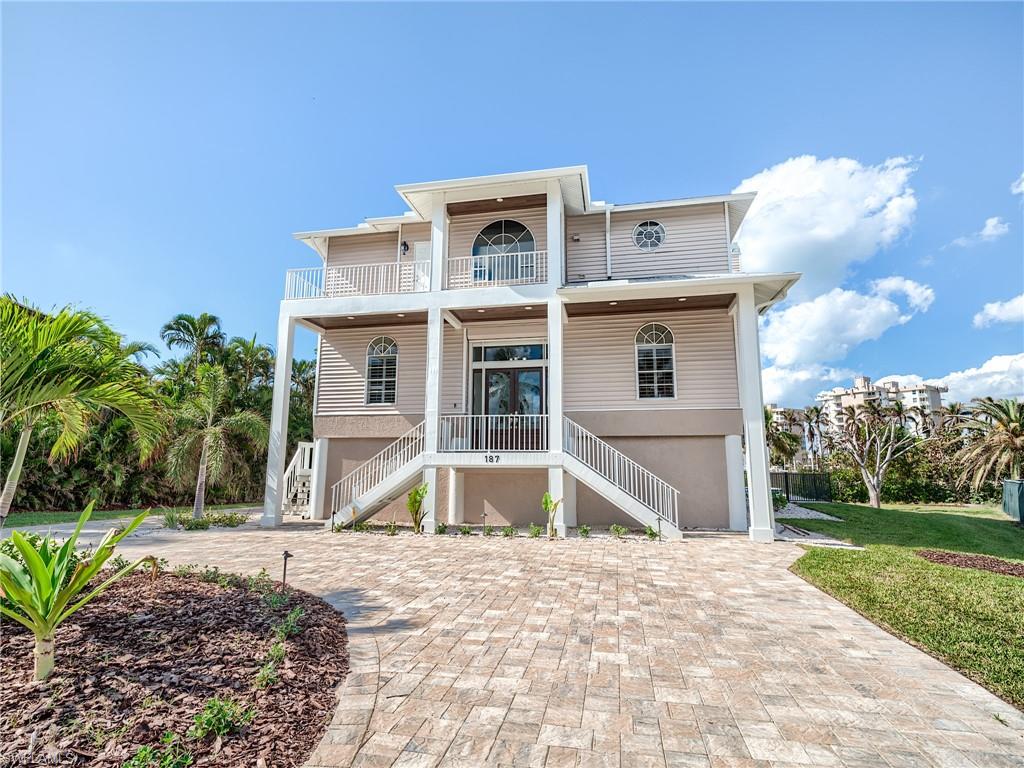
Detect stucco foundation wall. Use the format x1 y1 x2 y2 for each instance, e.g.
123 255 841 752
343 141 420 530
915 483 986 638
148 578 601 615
460 470 550 526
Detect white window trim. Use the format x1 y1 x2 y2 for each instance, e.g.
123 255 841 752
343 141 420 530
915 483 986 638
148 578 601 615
364 336 399 406
632 220 666 252
634 323 677 401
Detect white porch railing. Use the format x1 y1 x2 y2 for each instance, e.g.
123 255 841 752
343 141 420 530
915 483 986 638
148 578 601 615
445 250 548 289
284 261 432 300
439 414 549 452
283 441 315 513
563 417 679 526
330 421 425 515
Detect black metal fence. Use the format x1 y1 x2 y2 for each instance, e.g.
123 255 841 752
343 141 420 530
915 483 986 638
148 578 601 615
770 471 833 502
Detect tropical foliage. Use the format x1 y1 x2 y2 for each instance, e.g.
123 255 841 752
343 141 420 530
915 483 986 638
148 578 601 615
0 503 154 679
0 304 313 515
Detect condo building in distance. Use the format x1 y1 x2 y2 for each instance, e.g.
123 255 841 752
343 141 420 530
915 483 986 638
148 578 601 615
261 166 799 542
816 376 947 437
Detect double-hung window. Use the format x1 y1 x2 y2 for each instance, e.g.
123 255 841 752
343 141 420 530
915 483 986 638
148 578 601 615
366 336 398 405
635 323 675 399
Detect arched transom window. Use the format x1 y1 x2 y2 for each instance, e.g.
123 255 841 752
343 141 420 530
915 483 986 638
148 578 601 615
366 336 398 405
471 219 537 283
635 323 675 399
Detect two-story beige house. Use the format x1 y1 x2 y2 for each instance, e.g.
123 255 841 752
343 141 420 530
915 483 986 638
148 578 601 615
261 166 798 541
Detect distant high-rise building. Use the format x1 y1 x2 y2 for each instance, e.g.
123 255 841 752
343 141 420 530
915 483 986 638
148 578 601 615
816 376 946 436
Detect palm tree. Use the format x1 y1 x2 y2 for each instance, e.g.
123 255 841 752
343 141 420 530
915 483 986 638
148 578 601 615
166 364 269 519
292 359 316 410
226 335 274 392
955 398 1024 490
802 406 825 469
159 313 225 372
0 297 164 521
764 406 800 469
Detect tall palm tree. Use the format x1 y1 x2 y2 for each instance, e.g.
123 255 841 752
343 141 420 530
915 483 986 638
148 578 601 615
764 406 800 469
955 398 1024 490
226 335 274 392
802 406 825 469
166 364 269 519
159 313 225 372
0 297 164 521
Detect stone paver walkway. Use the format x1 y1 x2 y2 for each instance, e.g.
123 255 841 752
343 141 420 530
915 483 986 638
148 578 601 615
109 525 1023 768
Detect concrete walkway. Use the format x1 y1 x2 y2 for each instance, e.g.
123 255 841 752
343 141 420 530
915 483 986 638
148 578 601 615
68 524 1024 766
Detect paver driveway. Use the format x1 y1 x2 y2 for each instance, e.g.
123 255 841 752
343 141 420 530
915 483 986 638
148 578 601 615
111 523 1024 768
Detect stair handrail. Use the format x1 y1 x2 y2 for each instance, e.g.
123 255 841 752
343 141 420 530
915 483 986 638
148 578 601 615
563 416 679 526
330 421 425 515
283 444 308 506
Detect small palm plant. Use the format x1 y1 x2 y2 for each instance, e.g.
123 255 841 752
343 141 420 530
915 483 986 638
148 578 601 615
407 483 429 534
542 492 562 538
0 502 154 680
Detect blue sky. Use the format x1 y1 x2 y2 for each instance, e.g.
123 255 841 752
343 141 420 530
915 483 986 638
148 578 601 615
4 2 1022 406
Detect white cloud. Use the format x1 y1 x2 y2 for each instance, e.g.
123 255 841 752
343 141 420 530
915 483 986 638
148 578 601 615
947 216 1009 248
1012 172 1024 196
761 277 933 368
973 293 1024 328
877 354 1024 403
733 155 918 299
762 364 853 407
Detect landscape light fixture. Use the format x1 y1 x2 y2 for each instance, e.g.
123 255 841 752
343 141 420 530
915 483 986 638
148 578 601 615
281 550 293 589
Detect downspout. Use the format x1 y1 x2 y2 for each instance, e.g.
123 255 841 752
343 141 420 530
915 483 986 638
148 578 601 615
605 204 613 279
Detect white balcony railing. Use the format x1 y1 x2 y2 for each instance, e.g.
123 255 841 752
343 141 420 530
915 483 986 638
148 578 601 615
284 261 431 300
445 250 548 289
439 414 549 452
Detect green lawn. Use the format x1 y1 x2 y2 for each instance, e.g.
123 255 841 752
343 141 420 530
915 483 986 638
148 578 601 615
780 502 1024 708
4 502 257 528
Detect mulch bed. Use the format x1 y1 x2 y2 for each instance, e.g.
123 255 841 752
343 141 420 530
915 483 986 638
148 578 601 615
1 570 349 767
918 549 1024 579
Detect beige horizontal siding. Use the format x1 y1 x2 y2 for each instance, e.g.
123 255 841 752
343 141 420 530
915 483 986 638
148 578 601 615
326 232 399 268
465 319 548 342
316 325 426 415
609 203 729 278
399 222 431 263
565 214 607 282
441 324 464 413
447 207 548 261
563 309 739 409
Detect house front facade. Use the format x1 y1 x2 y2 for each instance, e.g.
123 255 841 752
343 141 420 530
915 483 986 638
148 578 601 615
261 166 798 542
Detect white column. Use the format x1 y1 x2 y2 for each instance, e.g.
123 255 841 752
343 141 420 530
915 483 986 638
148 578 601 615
560 471 577 530
724 434 747 532
547 298 565 455
261 311 296 528
421 466 438 532
424 306 443 453
307 437 329 521
447 468 464 524
733 285 774 542
430 193 447 292
547 466 566 536
546 178 564 288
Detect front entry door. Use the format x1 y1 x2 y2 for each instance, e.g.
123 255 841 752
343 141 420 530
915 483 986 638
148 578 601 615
484 368 545 450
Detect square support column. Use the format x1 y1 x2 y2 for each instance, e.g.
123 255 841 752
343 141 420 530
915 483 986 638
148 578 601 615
547 466 566 537
733 285 774 542
307 437 329 521
725 434 747 532
561 472 577 530
424 306 444 453
430 193 447 292
547 297 565 454
421 466 438 532
447 468 464 524
261 312 296 528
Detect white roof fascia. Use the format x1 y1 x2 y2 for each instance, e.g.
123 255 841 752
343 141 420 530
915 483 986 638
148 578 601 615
576 192 755 214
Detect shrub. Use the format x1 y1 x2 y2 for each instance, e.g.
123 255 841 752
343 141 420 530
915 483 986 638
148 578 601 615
577 525 591 538
352 521 369 533
385 521 398 536
501 525 516 538
407 483 429 534
644 525 659 540
162 509 180 529
122 733 192 768
483 524 494 537
528 523 543 539
459 524 472 536
272 606 305 641
772 491 788 512
610 524 628 539
265 641 285 663
187 697 255 739
0 503 153 680
206 511 247 528
254 661 278 689
435 522 448 535
181 517 210 531
542 491 562 538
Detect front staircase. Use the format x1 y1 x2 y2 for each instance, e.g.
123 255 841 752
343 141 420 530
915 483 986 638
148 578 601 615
283 442 315 517
562 417 682 539
329 422 426 528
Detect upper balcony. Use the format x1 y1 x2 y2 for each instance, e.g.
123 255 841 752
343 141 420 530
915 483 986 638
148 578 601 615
284 261 432 300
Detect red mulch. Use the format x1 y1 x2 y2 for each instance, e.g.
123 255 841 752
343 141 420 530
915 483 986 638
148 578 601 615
918 549 1024 579
0 571 348 767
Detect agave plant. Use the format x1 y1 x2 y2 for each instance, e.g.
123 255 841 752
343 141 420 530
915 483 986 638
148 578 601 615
0 502 154 680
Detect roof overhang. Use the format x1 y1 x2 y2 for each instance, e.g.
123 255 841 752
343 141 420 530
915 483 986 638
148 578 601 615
396 165 591 219
558 271 800 314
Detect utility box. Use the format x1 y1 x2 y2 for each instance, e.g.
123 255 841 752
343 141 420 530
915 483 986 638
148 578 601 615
1003 479 1023 522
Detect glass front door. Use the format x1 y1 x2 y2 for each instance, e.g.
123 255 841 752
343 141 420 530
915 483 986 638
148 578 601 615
480 367 545 450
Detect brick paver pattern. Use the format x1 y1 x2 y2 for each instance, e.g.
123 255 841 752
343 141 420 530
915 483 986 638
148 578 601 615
113 524 1024 768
